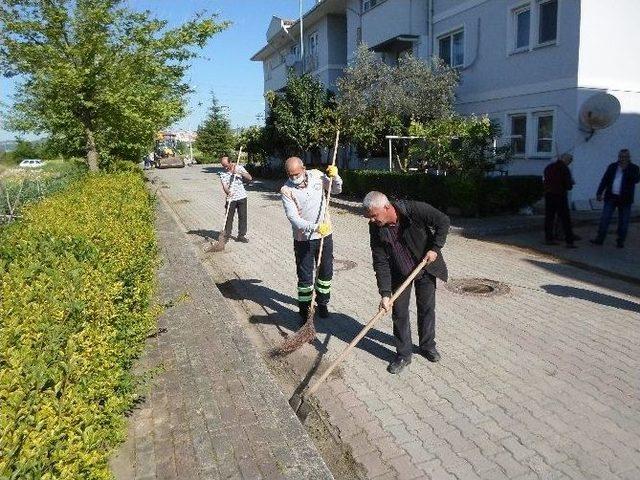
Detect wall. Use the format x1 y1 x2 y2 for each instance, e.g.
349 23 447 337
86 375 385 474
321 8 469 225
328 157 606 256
573 0 640 204
361 0 428 50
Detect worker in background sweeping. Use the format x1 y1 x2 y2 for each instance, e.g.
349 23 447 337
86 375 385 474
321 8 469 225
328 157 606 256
281 157 342 322
205 155 252 253
363 191 450 375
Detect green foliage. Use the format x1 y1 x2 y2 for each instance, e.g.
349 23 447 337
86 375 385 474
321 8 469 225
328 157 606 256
0 160 87 221
194 94 235 163
0 173 156 478
237 125 268 165
0 0 229 170
265 72 334 156
341 170 543 216
407 116 511 175
336 45 459 155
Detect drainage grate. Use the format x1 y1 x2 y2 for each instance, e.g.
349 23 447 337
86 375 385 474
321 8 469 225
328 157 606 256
445 278 509 297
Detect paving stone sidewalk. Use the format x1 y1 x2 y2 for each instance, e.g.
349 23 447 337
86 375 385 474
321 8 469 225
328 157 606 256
110 193 333 479
148 165 640 480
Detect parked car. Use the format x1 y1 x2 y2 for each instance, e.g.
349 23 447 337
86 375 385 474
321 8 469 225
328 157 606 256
19 159 44 169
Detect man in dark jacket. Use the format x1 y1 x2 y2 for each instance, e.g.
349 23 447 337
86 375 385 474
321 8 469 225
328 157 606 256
591 149 640 248
543 153 576 248
363 191 450 374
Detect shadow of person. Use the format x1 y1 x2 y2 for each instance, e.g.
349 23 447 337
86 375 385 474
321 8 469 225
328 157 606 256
186 229 222 241
217 277 397 362
541 284 640 314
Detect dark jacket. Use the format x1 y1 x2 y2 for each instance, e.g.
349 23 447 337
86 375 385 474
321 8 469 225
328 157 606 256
597 161 640 205
369 200 450 297
544 160 574 195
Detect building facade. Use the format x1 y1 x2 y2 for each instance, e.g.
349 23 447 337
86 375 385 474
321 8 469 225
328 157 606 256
252 0 640 206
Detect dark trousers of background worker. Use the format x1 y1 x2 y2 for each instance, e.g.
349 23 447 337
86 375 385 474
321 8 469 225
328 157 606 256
294 235 333 315
544 193 574 244
391 270 437 361
595 195 631 245
223 198 247 237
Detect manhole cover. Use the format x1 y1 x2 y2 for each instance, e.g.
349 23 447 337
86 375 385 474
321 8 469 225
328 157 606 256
445 278 509 297
334 259 357 272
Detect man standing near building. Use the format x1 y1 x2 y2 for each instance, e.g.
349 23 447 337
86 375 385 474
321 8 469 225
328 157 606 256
281 157 342 321
363 191 450 375
218 155 252 243
543 153 577 248
591 149 640 248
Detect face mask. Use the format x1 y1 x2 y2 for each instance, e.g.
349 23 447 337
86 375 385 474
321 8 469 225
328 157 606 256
291 172 305 185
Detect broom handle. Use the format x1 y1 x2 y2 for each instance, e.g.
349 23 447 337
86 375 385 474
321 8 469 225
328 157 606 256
308 130 340 307
220 146 244 232
306 256 431 397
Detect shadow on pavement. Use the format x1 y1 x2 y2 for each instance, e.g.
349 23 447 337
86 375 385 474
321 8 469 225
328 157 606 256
216 277 397 363
541 284 640 314
187 228 223 241
527 258 640 300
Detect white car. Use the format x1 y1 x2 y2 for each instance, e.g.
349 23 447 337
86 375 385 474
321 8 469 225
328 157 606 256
19 159 44 169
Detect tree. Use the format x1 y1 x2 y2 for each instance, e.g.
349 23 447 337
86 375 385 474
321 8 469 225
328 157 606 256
237 125 268 165
408 116 511 176
265 72 333 157
194 95 235 162
336 45 458 157
0 0 228 170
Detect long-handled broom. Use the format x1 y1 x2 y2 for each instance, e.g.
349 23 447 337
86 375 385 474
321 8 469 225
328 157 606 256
277 131 340 354
204 146 243 253
289 256 432 421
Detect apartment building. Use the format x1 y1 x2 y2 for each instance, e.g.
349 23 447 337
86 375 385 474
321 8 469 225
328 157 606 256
252 0 640 205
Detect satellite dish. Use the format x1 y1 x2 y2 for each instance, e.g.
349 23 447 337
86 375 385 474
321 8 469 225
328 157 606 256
579 93 621 140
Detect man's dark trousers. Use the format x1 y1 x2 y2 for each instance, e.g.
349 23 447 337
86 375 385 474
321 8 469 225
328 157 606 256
595 195 632 243
544 193 574 243
391 270 436 360
224 198 247 237
294 234 333 310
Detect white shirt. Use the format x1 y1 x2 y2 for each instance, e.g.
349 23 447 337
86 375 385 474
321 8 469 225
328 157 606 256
219 166 248 201
612 166 624 195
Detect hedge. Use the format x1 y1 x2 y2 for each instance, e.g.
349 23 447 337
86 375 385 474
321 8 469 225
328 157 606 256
0 173 156 478
340 170 543 216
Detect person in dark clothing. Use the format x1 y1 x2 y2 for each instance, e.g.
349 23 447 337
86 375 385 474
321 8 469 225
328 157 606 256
591 149 640 248
543 153 577 248
363 191 450 375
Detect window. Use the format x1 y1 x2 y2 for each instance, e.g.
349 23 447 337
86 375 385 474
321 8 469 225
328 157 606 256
509 114 527 155
438 30 464 67
307 32 318 57
538 0 558 44
362 0 379 12
514 6 531 50
535 112 554 154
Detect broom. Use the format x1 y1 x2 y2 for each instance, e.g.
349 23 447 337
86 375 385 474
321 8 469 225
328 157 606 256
278 130 340 354
205 146 244 253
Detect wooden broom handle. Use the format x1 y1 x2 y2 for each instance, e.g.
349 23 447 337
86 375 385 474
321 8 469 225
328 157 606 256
306 256 431 396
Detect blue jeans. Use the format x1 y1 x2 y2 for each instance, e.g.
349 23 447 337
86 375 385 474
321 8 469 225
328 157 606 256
596 198 631 243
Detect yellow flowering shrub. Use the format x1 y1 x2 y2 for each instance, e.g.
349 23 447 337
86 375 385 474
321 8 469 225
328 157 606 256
0 173 156 479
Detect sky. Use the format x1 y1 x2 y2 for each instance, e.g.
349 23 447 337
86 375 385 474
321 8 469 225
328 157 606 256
0 0 317 142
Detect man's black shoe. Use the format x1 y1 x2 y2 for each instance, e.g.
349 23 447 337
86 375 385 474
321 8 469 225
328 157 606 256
236 235 249 243
317 304 329 318
616 240 624 248
420 348 441 363
572 234 582 241
590 239 603 246
387 356 411 374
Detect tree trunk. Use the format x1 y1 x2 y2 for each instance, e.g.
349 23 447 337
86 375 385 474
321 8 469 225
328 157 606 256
85 128 99 171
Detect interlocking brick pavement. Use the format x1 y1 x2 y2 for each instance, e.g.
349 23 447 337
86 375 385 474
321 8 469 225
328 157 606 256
110 191 333 479
146 165 640 480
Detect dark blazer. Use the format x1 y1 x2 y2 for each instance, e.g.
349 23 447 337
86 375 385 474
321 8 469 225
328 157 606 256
369 200 450 297
544 160 574 195
597 161 640 205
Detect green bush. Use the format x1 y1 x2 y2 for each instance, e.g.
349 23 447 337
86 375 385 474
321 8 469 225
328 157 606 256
341 170 543 216
0 173 156 478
